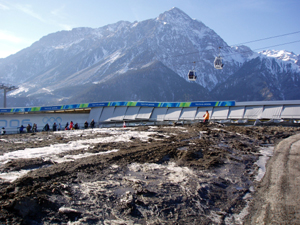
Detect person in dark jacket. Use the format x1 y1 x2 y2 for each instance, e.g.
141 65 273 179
90 119 95 129
84 121 88 129
43 123 50 131
53 122 57 131
26 124 32 133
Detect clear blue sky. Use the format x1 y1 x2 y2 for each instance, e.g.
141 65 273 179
0 0 299 58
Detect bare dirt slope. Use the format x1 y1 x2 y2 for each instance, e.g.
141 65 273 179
0 123 299 224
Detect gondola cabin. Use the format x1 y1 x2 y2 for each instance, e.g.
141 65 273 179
188 70 197 81
214 56 223 69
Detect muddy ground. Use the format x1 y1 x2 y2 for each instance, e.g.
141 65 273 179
0 123 299 225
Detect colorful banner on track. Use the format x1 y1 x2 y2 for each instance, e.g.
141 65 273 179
0 101 235 114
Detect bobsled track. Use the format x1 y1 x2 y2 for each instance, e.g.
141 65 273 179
0 100 300 134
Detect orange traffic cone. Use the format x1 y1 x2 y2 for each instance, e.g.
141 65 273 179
123 121 126 128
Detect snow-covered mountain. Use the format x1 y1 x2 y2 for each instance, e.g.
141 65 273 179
212 51 300 101
0 7 299 107
260 49 300 65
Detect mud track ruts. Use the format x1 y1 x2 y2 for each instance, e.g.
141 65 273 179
0 123 299 224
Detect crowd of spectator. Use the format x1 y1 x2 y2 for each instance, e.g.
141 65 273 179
16 119 96 134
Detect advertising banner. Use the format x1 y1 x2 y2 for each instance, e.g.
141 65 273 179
0 101 235 114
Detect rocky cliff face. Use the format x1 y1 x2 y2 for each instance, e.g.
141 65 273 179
0 7 299 107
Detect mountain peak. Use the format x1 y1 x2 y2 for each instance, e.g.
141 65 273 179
169 7 186 14
260 49 300 66
156 7 192 24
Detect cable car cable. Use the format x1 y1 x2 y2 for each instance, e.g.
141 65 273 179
178 39 300 66
231 30 300 47
159 30 300 60
221 39 300 59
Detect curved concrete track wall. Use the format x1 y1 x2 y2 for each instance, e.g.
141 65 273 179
1 100 300 133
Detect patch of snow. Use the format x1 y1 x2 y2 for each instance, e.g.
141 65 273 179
0 169 31 183
0 150 119 182
59 207 81 214
54 46 65 50
35 87 53 94
58 97 71 102
8 86 29 96
132 22 139 28
0 128 167 182
49 149 119 164
260 50 298 63
53 38 84 50
141 61 155 68
259 50 300 73
0 142 89 165
225 201 251 225
117 63 129 74
128 162 194 184
255 146 274 181
107 51 122 64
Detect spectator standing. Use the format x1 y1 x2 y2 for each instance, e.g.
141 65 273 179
84 121 88 129
19 125 24 133
58 123 61 131
53 122 57 131
90 119 95 129
1 127 5 135
26 124 32 133
32 123 37 133
43 123 50 131
69 121 74 130
203 110 210 123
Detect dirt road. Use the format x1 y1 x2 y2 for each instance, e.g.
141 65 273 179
244 133 300 224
